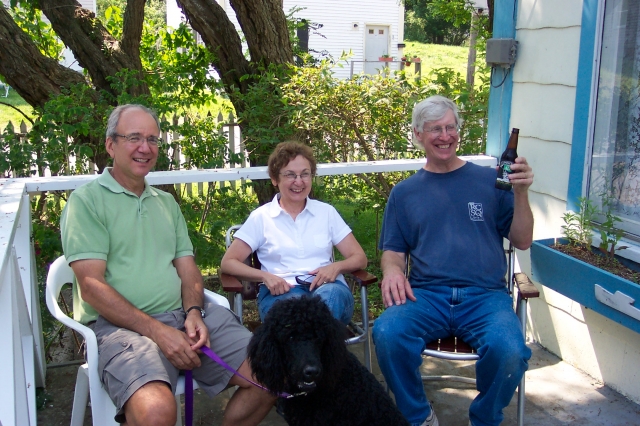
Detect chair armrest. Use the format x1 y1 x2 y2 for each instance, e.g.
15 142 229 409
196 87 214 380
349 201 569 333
513 272 540 299
220 273 244 293
346 269 378 287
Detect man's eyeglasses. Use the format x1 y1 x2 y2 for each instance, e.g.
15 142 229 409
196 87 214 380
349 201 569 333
280 172 313 182
424 124 459 136
113 133 163 146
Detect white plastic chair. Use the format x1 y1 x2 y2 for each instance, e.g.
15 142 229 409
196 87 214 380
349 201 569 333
45 255 230 426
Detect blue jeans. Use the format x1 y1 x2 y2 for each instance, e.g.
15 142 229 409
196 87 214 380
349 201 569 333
257 280 354 325
372 285 531 426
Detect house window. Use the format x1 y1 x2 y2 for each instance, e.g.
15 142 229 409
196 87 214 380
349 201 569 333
588 0 640 237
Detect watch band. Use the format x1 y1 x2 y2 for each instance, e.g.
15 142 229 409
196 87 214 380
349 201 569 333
186 305 205 318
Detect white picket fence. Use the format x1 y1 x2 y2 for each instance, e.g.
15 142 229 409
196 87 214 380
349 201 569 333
1 112 244 192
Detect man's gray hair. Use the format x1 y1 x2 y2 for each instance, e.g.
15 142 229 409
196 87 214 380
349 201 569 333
105 104 161 139
411 95 462 150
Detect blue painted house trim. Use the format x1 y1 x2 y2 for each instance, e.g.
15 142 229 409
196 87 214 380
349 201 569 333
567 0 600 212
486 0 518 157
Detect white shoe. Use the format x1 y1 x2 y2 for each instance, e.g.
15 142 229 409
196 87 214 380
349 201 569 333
419 406 439 426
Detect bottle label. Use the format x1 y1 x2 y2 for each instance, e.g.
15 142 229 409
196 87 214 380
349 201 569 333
495 161 513 190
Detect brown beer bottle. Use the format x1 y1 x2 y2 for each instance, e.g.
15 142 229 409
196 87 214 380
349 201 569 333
495 128 519 190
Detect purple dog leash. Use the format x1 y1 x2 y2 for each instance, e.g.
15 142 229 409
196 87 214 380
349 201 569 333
184 345 306 426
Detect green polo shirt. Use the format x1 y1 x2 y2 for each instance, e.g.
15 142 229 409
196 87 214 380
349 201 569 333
60 168 194 324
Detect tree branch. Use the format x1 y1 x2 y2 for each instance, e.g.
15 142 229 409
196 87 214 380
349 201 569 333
0 5 87 109
0 101 34 125
39 0 149 97
177 0 252 98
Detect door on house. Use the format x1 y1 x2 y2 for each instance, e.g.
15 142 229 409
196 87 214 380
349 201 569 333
364 25 390 75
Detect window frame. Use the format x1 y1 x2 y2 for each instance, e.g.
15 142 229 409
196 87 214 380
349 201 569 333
569 0 640 261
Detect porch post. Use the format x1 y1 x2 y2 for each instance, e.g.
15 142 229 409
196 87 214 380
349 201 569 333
486 0 518 157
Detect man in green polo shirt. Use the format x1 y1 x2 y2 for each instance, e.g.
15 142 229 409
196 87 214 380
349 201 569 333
60 104 276 426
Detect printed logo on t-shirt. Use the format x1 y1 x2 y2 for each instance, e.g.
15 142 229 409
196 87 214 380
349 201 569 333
468 202 484 221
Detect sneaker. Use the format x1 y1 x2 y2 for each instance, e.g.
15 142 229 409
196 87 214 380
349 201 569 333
419 405 439 426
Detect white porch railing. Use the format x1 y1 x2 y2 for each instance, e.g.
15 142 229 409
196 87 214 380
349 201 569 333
0 155 495 426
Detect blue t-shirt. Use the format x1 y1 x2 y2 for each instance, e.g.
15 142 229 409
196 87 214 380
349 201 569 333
379 162 514 289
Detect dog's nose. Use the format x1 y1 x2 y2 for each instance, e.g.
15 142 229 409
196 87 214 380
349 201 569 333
303 365 320 381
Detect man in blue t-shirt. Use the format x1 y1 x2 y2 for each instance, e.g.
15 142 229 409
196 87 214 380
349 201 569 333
373 95 534 426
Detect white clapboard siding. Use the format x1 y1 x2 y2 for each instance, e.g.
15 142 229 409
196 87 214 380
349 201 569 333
284 0 404 79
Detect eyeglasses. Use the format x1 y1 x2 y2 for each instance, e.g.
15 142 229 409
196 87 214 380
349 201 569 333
113 133 163 146
424 124 459 136
280 172 313 181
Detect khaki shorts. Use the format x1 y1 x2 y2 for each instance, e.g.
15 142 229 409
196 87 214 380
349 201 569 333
91 303 251 422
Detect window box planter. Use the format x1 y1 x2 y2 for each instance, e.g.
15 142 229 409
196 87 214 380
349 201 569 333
411 57 422 63
530 238 640 334
378 56 393 62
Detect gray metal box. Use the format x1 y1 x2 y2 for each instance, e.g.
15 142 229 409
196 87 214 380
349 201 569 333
486 38 518 68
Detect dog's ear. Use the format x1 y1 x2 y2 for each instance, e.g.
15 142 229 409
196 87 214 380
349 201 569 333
248 323 288 393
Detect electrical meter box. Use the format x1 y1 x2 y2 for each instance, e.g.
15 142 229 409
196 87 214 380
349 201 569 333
486 38 518 68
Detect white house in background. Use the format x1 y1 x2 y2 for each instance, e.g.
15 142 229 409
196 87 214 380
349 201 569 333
166 0 405 79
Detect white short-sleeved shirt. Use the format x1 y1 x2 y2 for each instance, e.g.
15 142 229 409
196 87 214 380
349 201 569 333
233 194 353 286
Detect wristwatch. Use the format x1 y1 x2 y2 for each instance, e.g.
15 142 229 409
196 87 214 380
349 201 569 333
186 305 206 318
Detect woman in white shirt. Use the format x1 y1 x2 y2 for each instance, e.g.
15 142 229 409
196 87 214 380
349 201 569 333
220 141 367 324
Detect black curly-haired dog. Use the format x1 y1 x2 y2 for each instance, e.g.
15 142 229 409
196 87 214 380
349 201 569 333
248 295 409 426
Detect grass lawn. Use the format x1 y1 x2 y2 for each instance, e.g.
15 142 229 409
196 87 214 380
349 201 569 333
403 40 470 76
0 88 34 132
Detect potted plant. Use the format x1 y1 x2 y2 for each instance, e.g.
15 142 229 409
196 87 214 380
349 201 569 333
411 55 421 63
401 56 411 67
378 54 393 62
530 197 640 334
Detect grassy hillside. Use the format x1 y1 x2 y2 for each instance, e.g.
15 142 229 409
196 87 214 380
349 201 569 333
403 41 470 75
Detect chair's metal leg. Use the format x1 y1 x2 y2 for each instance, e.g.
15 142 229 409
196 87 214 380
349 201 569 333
422 375 477 385
517 374 525 426
234 293 243 324
360 285 372 372
516 297 529 426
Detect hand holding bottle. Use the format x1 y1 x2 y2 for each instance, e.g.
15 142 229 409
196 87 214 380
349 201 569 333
506 157 534 192
495 128 519 190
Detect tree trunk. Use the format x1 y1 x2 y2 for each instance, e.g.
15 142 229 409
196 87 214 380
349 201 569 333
0 6 87 108
176 0 251 103
466 10 479 89
177 0 292 204
230 0 293 65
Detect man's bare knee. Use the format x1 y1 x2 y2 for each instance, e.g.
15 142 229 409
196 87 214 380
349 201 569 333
124 381 177 426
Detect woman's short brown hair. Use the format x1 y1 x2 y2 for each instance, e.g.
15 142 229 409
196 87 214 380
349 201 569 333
267 141 317 182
